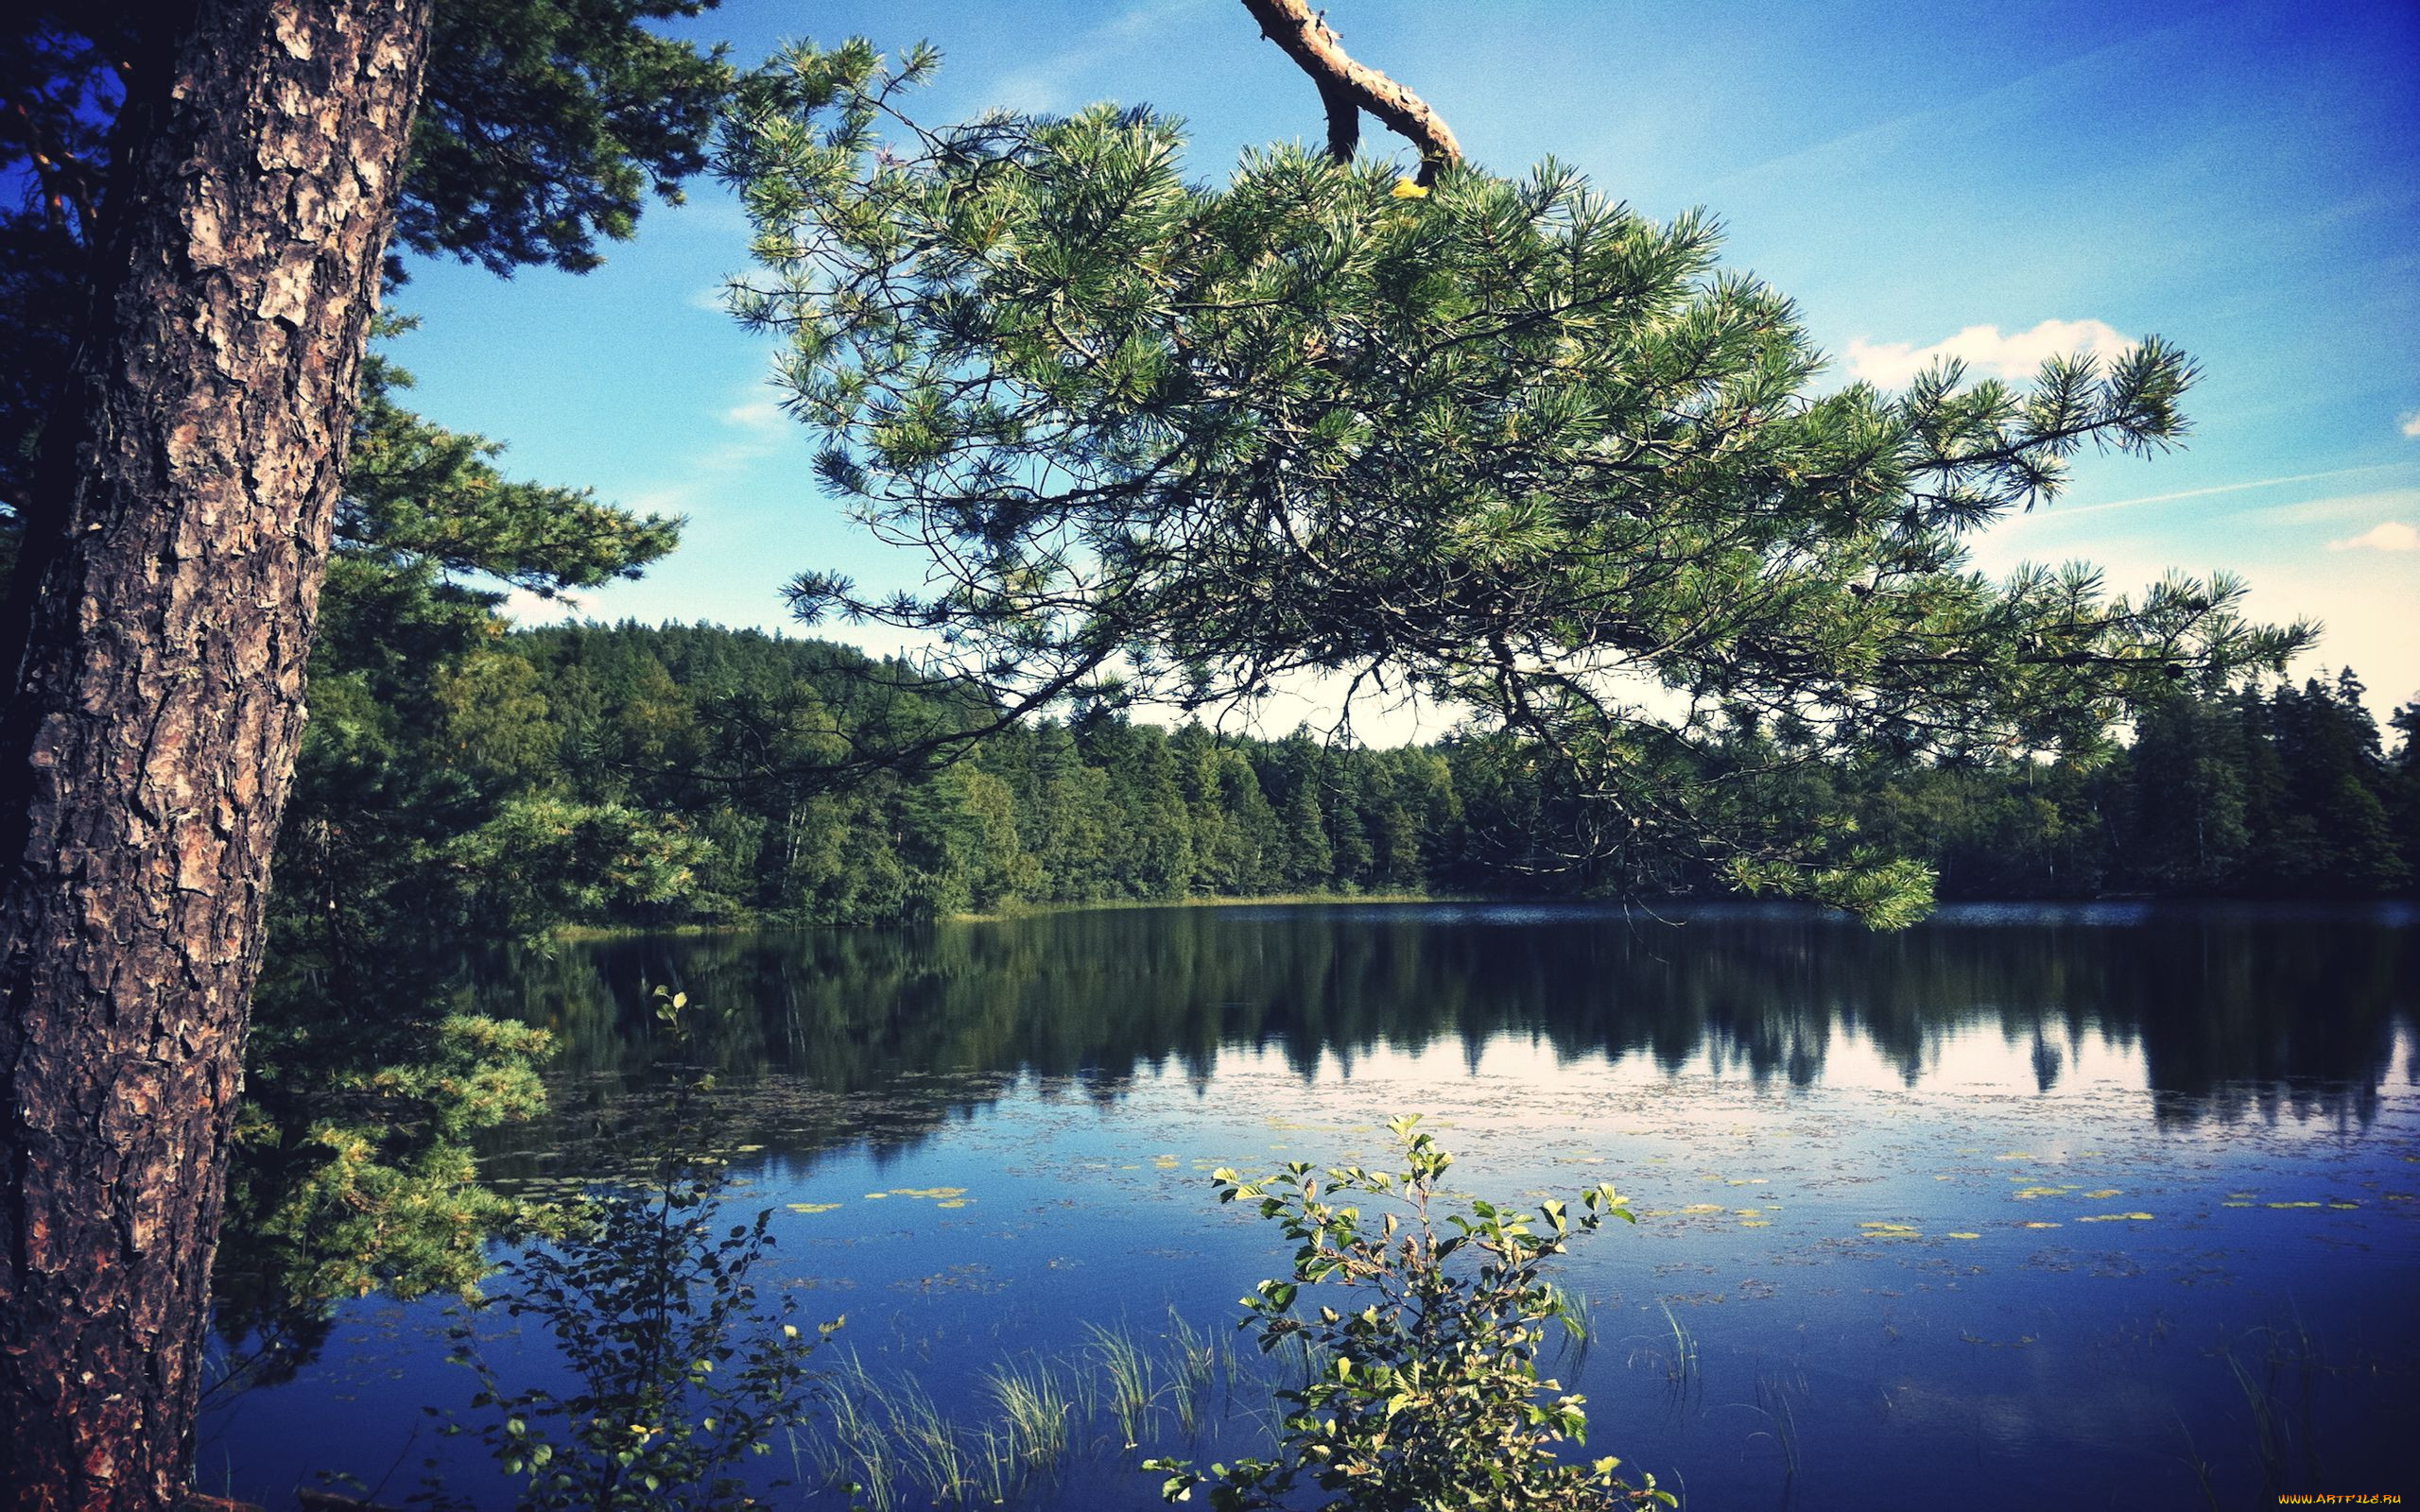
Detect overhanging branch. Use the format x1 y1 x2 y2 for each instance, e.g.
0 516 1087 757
1236 0 1461 183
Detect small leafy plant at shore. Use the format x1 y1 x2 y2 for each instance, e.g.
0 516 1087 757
1146 1117 1672 1511
427 1175 837 1511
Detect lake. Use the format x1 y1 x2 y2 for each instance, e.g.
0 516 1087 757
200 902 2420 1509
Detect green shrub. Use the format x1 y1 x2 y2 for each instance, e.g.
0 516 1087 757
432 1176 836 1511
1147 1117 1671 1511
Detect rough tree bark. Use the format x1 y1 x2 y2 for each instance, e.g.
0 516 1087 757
0 1 435 1506
1236 0 1461 181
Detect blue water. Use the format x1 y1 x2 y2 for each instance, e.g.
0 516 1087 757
200 902 2420 1509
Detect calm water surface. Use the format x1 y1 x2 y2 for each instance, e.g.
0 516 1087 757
204 902 2420 1509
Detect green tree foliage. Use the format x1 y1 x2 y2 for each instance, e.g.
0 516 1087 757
434 1177 835 1511
482 618 1467 922
1148 1118 1668 1511
1862 673 2412 901
2389 703 2420 878
213 1015 555 1394
273 337 692 971
222 335 695 1384
402 0 732 278
0 0 734 522
2108 693 2249 890
715 38 2308 925
346 617 2413 932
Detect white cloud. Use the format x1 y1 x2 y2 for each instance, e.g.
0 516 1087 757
2026 465 2397 522
1843 318 2134 389
2262 488 2420 526
501 587 587 623
719 398 786 435
687 391 801 476
986 0 1207 113
2401 410 2420 438
2327 520 2420 553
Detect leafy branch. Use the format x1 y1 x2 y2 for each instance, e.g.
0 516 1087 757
1147 1116 1671 1511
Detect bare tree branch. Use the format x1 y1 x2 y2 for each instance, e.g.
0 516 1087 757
1237 0 1461 182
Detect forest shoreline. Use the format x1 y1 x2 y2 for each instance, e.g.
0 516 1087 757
549 889 1465 939
545 888 2420 944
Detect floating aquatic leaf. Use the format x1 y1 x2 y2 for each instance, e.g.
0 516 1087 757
2076 1212 2153 1223
2013 1186 2071 1200
785 1202 842 1215
2266 1201 2321 1210
2020 1221 2061 1228
1681 1203 1725 1214
1946 1232 1981 1241
1739 1220 1772 1228
2082 1189 2120 1199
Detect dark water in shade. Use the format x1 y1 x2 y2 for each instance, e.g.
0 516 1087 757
200 902 2420 1510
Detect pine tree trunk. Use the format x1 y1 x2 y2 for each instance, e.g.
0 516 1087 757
0 2 433 1506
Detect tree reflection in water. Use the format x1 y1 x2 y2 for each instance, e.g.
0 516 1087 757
470 902 2418 1184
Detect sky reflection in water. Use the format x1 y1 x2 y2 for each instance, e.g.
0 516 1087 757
205 902 2420 1509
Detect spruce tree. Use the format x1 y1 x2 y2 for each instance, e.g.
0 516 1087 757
2387 703 2420 886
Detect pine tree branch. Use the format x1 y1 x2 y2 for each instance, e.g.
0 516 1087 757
1236 0 1461 182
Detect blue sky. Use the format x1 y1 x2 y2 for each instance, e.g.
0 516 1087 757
387 0 2420 729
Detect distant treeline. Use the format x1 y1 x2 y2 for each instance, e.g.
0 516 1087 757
274 619 2417 949
1861 669 2413 900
